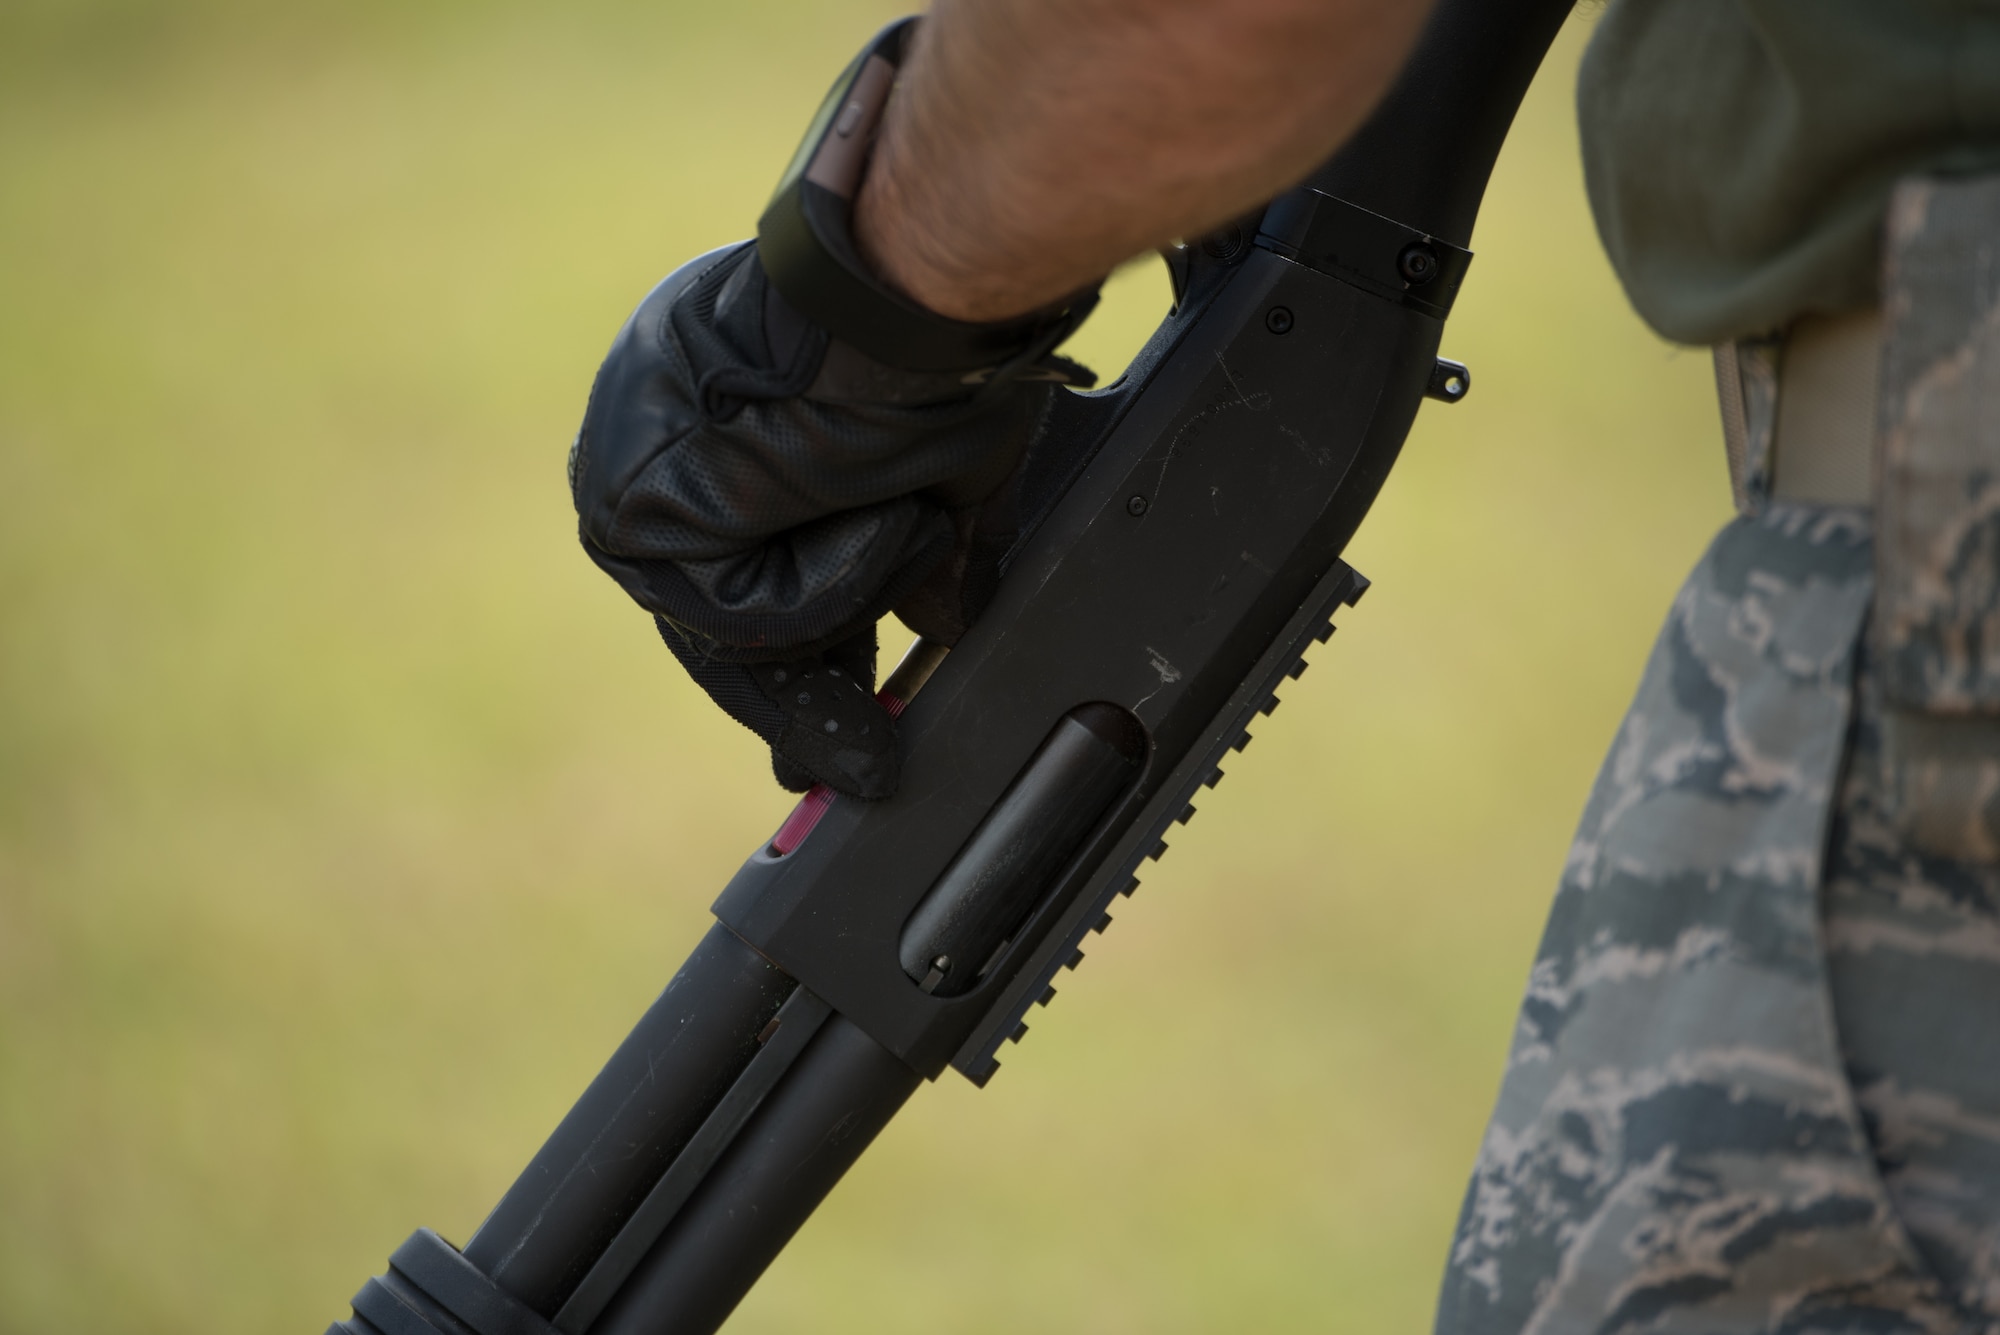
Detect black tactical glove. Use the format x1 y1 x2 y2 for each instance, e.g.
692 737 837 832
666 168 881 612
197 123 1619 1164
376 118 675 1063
569 240 1093 799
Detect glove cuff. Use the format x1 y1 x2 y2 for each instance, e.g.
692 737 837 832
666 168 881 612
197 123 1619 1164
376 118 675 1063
755 17 1099 375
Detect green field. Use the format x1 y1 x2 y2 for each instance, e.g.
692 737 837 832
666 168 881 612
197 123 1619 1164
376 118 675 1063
0 3 1729 1331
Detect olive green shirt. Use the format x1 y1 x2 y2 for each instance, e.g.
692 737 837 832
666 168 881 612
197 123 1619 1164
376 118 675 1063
1578 0 2000 345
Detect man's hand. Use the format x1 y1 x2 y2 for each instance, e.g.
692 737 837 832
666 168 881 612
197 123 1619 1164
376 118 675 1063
569 240 1088 799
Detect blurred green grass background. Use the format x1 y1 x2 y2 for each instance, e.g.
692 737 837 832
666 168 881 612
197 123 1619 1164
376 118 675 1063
0 3 1728 1331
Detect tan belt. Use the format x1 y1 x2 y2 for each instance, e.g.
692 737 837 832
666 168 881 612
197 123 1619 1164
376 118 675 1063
1716 308 1882 510
1768 309 1881 506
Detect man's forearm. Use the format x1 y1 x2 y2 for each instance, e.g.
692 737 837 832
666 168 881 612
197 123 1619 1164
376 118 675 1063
854 0 1436 324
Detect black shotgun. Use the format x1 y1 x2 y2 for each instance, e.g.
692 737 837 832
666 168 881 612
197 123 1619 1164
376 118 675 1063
329 0 1574 1329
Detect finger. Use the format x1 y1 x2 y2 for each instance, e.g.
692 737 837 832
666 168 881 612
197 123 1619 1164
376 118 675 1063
657 617 900 799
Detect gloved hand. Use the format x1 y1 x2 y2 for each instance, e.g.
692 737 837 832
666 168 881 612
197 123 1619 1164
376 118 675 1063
568 240 1092 800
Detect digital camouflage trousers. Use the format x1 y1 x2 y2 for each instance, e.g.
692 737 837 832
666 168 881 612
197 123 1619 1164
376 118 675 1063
1433 502 2000 1334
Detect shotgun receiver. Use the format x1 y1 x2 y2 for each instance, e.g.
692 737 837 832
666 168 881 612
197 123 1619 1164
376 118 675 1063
330 0 1572 1329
